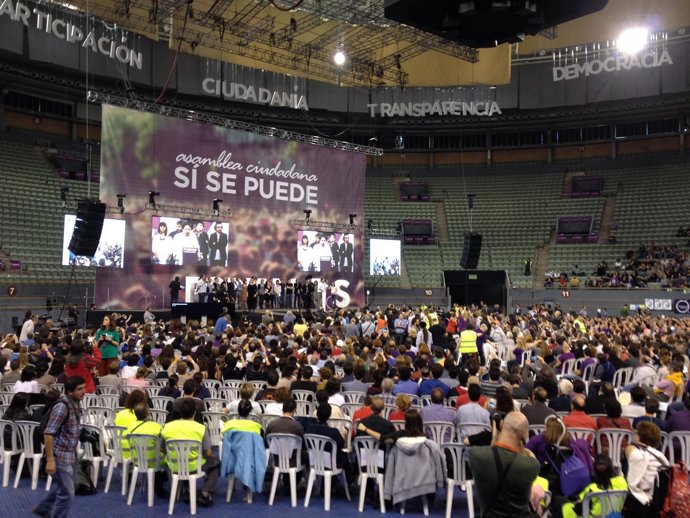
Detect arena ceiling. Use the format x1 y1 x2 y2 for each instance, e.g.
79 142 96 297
57 0 690 87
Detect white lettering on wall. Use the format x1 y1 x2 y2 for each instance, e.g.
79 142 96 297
552 50 673 81
202 78 309 111
367 100 502 118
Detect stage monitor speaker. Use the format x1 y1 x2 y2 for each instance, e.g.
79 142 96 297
68 201 106 257
460 232 482 269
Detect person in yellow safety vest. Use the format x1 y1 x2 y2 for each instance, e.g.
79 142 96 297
573 316 587 334
458 322 479 360
161 398 220 507
124 402 167 498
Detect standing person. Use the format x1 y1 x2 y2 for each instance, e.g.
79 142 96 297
339 234 354 273
95 315 120 376
208 223 228 266
32 376 86 518
169 276 182 304
328 234 340 272
20 313 37 343
195 276 208 303
194 222 210 266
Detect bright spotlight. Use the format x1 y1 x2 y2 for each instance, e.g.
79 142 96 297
617 27 648 54
333 50 346 66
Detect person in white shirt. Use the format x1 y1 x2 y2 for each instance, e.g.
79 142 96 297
195 276 208 303
19 314 37 343
173 223 201 264
13 364 40 394
624 421 669 513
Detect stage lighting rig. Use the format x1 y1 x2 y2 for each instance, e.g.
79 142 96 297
147 191 160 210
304 209 312 225
349 213 357 226
116 194 126 214
212 198 223 217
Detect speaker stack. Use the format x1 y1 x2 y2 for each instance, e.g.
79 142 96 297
460 232 482 269
68 202 106 256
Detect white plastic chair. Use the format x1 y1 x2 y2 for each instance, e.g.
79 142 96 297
528 424 546 438
327 417 353 453
558 358 577 378
443 444 474 518
165 439 204 515
79 423 106 488
303 434 351 510
667 431 690 465
295 400 313 417
249 381 267 391
219 387 240 402
150 409 168 426
261 414 280 430
82 393 99 408
424 422 455 446
267 433 304 507
151 396 174 412
204 398 226 413
202 379 221 390
292 390 315 403
201 411 226 456
83 406 114 427
127 433 163 507
104 425 131 495
340 403 360 419
353 436 386 513
582 489 627 518
98 394 120 409
457 422 492 440
595 429 633 473
343 392 367 405
612 367 634 390
581 363 595 391
97 385 121 396
569 427 596 446
0 420 20 487
13 420 43 489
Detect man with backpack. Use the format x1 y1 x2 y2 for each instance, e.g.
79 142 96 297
32 376 86 518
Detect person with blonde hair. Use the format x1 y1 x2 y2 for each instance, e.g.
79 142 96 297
389 394 412 421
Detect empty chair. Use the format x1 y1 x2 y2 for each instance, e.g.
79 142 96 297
667 431 690 465
267 433 304 507
98 394 119 409
127 433 164 507
79 423 106 488
97 385 120 396
83 406 114 427
13 420 43 490
443 444 475 518
104 425 131 495
165 439 204 515
353 436 386 513
303 434 351 511
0 420 19 487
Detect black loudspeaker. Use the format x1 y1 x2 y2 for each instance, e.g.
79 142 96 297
460 232 482 269
68 202 106 256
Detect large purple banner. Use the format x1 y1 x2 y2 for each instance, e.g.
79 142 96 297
96 105 365 309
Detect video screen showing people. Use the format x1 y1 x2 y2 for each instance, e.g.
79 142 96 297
297 230 355 273
61 215 125 267
370 238 401 275
151 217 230 267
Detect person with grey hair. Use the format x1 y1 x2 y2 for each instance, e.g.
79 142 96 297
468 411 540 518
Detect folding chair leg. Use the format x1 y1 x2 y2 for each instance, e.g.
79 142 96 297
226 474 235 502
104 461 115 493
400 501 406 515
147 470 155 507
358 474 367 512
269 469 280 506
377 474 386 513
445 481 454 518
289 469 297 507
13 453 25 488
2 455 10 487
422 494 429 517
127 467 139 505
323 473 332 511
304 470 316 507
340 472 351 501
168 476 178 515
31 456 40 490
466 480 475 518
121 460 130 496
189 479 197 515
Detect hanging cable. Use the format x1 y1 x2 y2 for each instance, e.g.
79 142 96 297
155 3 192 104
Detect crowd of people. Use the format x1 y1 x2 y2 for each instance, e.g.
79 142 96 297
545 243 690 289
1 302 689 517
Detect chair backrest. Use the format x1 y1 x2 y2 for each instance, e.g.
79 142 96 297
327 417 353 451
447 396 459 409
202 379 221 390
98 394 120 409
104 425 128 462
128 433 163 469
82 393 99 408
457 422 492 439
144 386 160 399
223 380 244 389
560 359 577 376
261 414 280 430
569 427 595 446
149 409 168 426
528 424 546 437
612 368 633 389
150 396 174 411
442 443 471 483
343 392 367 405
202 411 226 446
295 400 313 417
14 420 40 455
668 431 690 465
53 384 65 394
79 423 105 459
204 398 226 413
340 403 360 419
304 433 338 473
581 363 595 384
420 395 433 407
84 406 115 426
267 433 303 471
219 387 240 401
165 439 202 476
353 436 383 476
0 419 19 453
249 381 267 391
581 490 627 518
292 390 315 402
595 429 633 468
97 385 121 396
424 421 455 446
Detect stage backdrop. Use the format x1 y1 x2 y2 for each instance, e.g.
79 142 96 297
95 104 365 309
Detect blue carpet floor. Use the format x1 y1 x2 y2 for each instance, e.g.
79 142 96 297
2 471 474 518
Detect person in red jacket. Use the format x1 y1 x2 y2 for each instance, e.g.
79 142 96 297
64 341 99 393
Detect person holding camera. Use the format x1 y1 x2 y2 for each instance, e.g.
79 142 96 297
95 314 121 376
32 376 86 518
468 411 540 518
